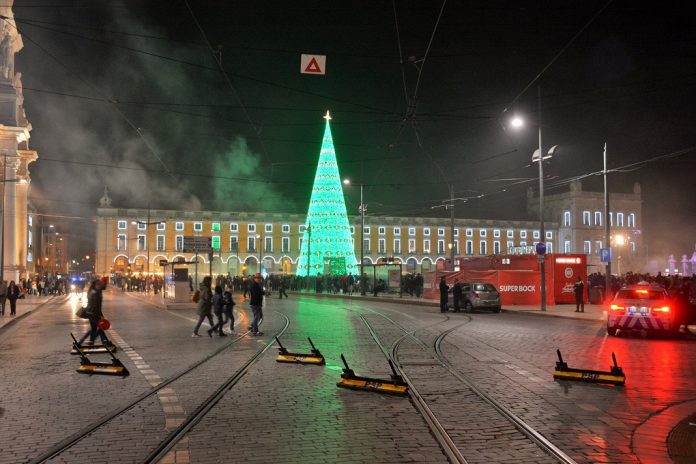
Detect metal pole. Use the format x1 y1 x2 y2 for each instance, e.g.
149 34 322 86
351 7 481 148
306 223 311 291
538 88 546 312
1 154 5 284
146 205 150 292
603 142 612 302
449 184 455 270
360 184 366 295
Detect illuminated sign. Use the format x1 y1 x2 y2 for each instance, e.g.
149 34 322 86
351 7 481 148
555 257 581 264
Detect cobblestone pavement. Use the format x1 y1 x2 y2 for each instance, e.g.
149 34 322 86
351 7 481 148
1 290 694 463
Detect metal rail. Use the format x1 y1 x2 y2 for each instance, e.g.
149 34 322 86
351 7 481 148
359 315 468 464
31 312 280 464
434 327 577 464
144 313 290 463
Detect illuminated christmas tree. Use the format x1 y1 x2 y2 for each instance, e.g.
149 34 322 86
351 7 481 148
296 111 358 276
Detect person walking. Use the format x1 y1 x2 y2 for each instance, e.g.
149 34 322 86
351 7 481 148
192 276 213 337
0 280 6 316
222 285 235 332
208 285 227 337
249 273 265 336
7 280 20 316
278 279 288 299
78 279 109 345
452 279 462 313
574 276 585 313
439 276 449 313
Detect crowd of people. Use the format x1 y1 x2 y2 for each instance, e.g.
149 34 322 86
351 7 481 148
588 271 696 303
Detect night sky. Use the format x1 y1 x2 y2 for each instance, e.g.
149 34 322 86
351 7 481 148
11 0 696 262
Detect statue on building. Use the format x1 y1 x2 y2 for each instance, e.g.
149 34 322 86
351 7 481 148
99 185 112 207
668 254 676 274
682 254 689 276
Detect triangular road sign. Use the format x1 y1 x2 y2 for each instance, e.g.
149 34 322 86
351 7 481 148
301 54 326 75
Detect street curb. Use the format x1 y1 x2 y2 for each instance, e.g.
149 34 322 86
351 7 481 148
0 296 60 334
500 308 604 323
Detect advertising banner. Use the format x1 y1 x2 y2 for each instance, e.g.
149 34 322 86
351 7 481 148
552 255 587 304
497 271 542 305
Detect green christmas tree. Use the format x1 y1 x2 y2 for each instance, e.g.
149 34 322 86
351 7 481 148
296 111 358 276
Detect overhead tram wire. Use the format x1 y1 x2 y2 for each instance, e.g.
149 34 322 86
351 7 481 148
12 17 395 115
1 17 191 197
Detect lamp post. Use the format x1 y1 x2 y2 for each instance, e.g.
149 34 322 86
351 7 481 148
613 234 625 275
343 179 366 295
510 92 557 312
255 234 262 275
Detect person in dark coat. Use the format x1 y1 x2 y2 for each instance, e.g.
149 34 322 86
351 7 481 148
222 285 235 332
574 277 585 312
249 273 265 335
7 280 20 316
78 279 108 345
192 276 213 337
278 279 288 299
439 276 449 312
208 285 227 337
452 279 463 312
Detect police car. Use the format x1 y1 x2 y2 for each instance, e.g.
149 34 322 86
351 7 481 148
607 283 680 336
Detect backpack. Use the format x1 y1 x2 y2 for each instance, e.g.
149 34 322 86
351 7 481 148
191 290 201 303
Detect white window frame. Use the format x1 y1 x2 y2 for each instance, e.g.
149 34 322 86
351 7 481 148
117 220 127 230
453 240 459 253
582 211 591 226
454 229 459 237
520 230 527 239
628 213 635 228
393 227 401 236
408 227 416 236
350 226 355 234
265 224 273 233
438 228 445 237
117 234 127 251
211 222 221 232
465 228 473 237
437 240 445 253
193 222 203 232
156 222 165 231
264 236 273 252
248 236 256 252
583 241 591 254
408 239 416 253
282 236 290 252
617 212 624 227
393 238 401 254
493 241 501 254
595 240 602 255
594 211 602 226
520 241 527 247
546 231 553 240
137 222 146 231
546 242 553 253
564 240 571 253
364 238 371 252
609 212 613 226
479 229 487 237
156 234 165 251
423 239 431 253
364 226 371 235
299 225 306 233
248 224 256 233
137 235 146 251
212 236 221 251
175 235 183 252
563 211 571 227
507 229 514 238
465 240 473 255
533 230 540 239
479 241 487 255
506 240 514 251
423 227 430 236
378 238 386 253
175 222 184 231
230 223 238 232
282 224 290 233
378 226 386 235
493 229 501 238
229 236 238 252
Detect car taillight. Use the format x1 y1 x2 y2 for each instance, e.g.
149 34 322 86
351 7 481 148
610 304 624 311
653 306 670 313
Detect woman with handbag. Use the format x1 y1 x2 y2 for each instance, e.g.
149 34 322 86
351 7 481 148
7 280 20 316
78 279 109 346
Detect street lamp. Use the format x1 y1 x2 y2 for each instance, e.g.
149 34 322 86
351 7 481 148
510 109 557 312
343 178 366 295
613 234 625 275
254 233 262 275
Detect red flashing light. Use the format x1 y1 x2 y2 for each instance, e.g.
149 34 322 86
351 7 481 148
610 304 624 311
653 306 670 313
636 289 649 294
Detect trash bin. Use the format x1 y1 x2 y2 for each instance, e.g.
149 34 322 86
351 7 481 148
589 286 604 304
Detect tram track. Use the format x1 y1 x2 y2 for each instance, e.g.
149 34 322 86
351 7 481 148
31 311 289 464
356 305 576 464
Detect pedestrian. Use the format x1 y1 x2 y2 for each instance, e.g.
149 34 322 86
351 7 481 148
249 273 265 336
208 285 227 337
78 279 109 345
222 285 235 332
278 279 288 299
452 279 462 312
7 280 20 316
0 279 6 316
439 276 449 313
192 276 214 337
574 276 585 312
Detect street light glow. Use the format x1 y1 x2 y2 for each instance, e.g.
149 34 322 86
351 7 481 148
615 234 625 246
510 116 524 128
343 178 350 185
